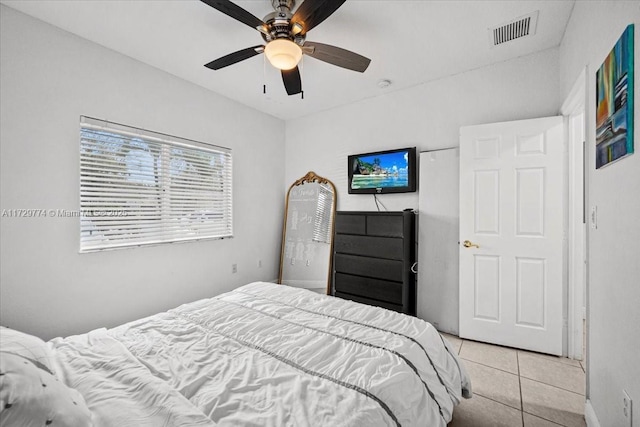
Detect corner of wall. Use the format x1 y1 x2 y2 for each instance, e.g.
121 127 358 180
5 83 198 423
585 400 602 427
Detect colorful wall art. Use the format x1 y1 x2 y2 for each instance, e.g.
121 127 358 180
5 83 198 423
595 24 634 169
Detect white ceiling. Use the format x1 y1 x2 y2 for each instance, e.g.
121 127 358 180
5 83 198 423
2 0 575 120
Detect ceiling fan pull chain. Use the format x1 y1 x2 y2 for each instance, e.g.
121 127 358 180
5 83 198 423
301 91 304 100
263 53 267 95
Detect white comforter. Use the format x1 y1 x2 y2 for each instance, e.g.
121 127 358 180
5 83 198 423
49 282 471 427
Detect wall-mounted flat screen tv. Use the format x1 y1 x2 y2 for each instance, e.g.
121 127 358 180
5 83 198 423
348 147 417 194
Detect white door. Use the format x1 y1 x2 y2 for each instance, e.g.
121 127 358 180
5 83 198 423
459 117 564 355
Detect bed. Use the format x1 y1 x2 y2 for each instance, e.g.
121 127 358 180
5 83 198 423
0 282 471 426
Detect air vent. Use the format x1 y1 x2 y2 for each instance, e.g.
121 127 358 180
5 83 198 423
489 11 539 47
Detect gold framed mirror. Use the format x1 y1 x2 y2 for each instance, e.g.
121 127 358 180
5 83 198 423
278 171 337 294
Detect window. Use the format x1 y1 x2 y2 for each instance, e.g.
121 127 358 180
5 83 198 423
79 116 232 252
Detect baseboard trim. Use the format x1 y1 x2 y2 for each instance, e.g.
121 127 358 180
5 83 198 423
585 399 601 427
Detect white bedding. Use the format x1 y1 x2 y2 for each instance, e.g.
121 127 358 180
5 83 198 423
48 282 471 426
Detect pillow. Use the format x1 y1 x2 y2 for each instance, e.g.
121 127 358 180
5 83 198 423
0 327 55 375
0 352 93 427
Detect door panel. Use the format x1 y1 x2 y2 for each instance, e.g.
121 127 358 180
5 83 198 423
473 255 501 321
459 116 564 355
515 257 546 328
516 168 545 236
474 170 500 234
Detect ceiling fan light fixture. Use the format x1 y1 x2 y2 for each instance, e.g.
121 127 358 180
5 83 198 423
265 39 302 70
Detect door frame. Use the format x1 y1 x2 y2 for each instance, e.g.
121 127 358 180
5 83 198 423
560 68 587 361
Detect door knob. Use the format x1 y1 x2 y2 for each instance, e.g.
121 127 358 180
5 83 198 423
462 240 480 248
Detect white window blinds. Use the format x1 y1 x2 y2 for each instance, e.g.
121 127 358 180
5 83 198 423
313 184 334 244
79 116 232 252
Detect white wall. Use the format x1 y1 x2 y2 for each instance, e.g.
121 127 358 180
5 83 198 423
0 6 285 341
558 3 640 426
285 48 561 212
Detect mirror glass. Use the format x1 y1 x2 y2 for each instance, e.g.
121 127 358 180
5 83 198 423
279 171 336 294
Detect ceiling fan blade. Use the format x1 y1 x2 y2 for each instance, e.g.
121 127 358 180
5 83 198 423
291 0 346 35
303 41 371 72
200 0 266 31
204 45 264 70
281 67 302 95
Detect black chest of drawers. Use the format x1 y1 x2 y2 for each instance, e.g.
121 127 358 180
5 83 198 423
332 210 416 315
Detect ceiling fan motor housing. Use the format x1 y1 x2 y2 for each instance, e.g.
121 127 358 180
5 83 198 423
261 8 305 45
271 0 295 12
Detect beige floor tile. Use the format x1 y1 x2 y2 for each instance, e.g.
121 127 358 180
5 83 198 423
523 413 564 426
517 349 582 368
441 333 463 354
518 352 585 395
463 360 521 410
449 394 523 427
459 340 519 374
521 378 586 427
579 361 586 373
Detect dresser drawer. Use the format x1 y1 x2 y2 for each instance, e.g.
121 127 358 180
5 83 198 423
335 212 407 237
366 215 405 237
334 234 404 260
335 292 403 313
334 253 403 282
335 214 366 235
334 273 402 305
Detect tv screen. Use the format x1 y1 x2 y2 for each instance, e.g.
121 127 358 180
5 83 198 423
348 147 417 194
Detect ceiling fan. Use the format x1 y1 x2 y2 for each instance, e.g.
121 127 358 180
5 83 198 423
201 0 371 96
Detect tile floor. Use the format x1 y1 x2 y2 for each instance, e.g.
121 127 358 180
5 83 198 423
443 333 587 427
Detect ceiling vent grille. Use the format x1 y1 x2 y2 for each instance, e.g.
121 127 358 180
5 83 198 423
489 11 539 47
